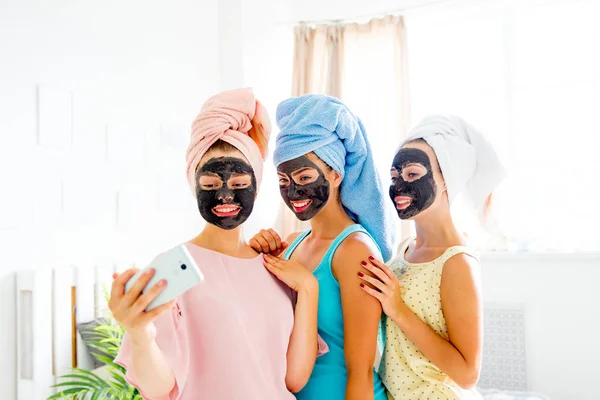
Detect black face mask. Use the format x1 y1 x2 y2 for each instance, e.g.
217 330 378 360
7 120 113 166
277 156 330 221
389 148 437 219
196 157 256 230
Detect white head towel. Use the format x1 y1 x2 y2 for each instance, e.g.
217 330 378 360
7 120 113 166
402 115 506 211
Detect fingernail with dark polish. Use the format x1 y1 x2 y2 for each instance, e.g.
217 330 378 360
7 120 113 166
361 261 367 266
369 256 375 261
360 283 365 288
358 272 364 277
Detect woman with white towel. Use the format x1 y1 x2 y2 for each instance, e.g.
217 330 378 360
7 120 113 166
359 115 505 399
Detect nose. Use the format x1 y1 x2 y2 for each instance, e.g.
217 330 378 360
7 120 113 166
392 181 405 194
217 188 234 203
288 184 305 199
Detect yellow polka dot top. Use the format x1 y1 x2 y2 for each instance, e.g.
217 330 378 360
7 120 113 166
381 239 482 400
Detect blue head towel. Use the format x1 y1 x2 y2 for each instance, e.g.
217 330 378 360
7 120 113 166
273 94 397 261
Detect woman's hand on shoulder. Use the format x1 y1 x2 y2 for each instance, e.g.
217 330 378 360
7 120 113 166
358 257 409 322
263 254 317 293
249 228 290 256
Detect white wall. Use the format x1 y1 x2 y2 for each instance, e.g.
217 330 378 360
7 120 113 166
282 0 450 23
481 253 600 399
0 0 221 397
240 0 295 235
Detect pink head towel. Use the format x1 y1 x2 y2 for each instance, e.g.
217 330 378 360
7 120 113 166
185 88 271 193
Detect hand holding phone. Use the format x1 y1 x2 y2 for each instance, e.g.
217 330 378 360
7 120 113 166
109 244 204 338
124 244 204 311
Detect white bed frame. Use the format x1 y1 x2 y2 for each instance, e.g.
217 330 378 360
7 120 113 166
16 265 117 400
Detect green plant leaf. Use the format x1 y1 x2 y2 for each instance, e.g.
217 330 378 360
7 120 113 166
48 310 137 400
47 387 91 399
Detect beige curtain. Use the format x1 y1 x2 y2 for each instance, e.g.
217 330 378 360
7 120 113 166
276 16 412 244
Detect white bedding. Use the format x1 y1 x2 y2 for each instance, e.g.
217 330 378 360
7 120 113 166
479 388 550 400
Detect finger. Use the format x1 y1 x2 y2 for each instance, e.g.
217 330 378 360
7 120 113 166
249 238 262 253
254 235 271 254
360 283 383 301
265 254 285 267
110 268 138 302
112 272 118 280
133 279 167 314
262 230 278 252
141 300 176 325
263 258 282 270
358 272 390 295
268 229 282 249
274 241 290 257
264 261 282 277
361 261 390 284
123 268 155 305
369 256 396 280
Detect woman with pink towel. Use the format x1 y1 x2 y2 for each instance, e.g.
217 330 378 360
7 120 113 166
109 88 325 399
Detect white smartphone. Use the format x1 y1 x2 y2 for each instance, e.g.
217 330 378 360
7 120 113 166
125 244 204 311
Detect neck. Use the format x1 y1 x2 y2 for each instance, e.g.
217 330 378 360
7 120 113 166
309 197 355 239
193 223 247 255
412 205 462 248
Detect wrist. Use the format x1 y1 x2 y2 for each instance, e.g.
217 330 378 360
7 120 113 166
128 325 156 345
298 275 319 294
389 302 410 326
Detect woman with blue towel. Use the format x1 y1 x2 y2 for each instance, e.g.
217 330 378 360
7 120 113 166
250 94 397 400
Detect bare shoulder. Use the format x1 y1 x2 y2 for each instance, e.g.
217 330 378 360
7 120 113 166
285 231 303 244
332 232 382 277
441 252 481 289
338 232 381 257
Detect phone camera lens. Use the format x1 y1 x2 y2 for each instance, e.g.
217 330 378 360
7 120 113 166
181 264 187 270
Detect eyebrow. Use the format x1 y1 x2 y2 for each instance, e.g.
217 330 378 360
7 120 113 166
199 172 221 178
402 163 425 168
229 173 252 179
290 167 317 176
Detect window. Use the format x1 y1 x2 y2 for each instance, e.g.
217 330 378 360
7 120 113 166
343 0 600 251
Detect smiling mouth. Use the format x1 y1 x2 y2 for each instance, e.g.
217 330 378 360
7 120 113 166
212 205 241 217
394 196 413 211
290 199 313 213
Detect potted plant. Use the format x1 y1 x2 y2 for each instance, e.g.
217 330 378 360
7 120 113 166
48 291 141 400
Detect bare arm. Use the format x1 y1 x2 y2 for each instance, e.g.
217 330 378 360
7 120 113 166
334 234 383 400
128 332 177 397
109 269 176 398
262 232 318 392
361 254 483 389
284 278 319 392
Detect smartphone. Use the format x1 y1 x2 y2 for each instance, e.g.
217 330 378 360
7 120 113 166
125 244 204 311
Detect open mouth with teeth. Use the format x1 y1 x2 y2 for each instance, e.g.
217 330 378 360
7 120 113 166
394 196 413 211
212 205 241 217
290 199 313 213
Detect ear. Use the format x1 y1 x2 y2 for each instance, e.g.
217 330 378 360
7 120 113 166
330 169 343 188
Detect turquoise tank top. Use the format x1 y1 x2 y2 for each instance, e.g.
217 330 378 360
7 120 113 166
284 224 388 400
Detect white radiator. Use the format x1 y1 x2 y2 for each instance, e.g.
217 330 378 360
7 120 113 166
15 265 117 400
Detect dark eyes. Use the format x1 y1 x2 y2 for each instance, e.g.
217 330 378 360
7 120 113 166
299 175 312 182
391 173 418 183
